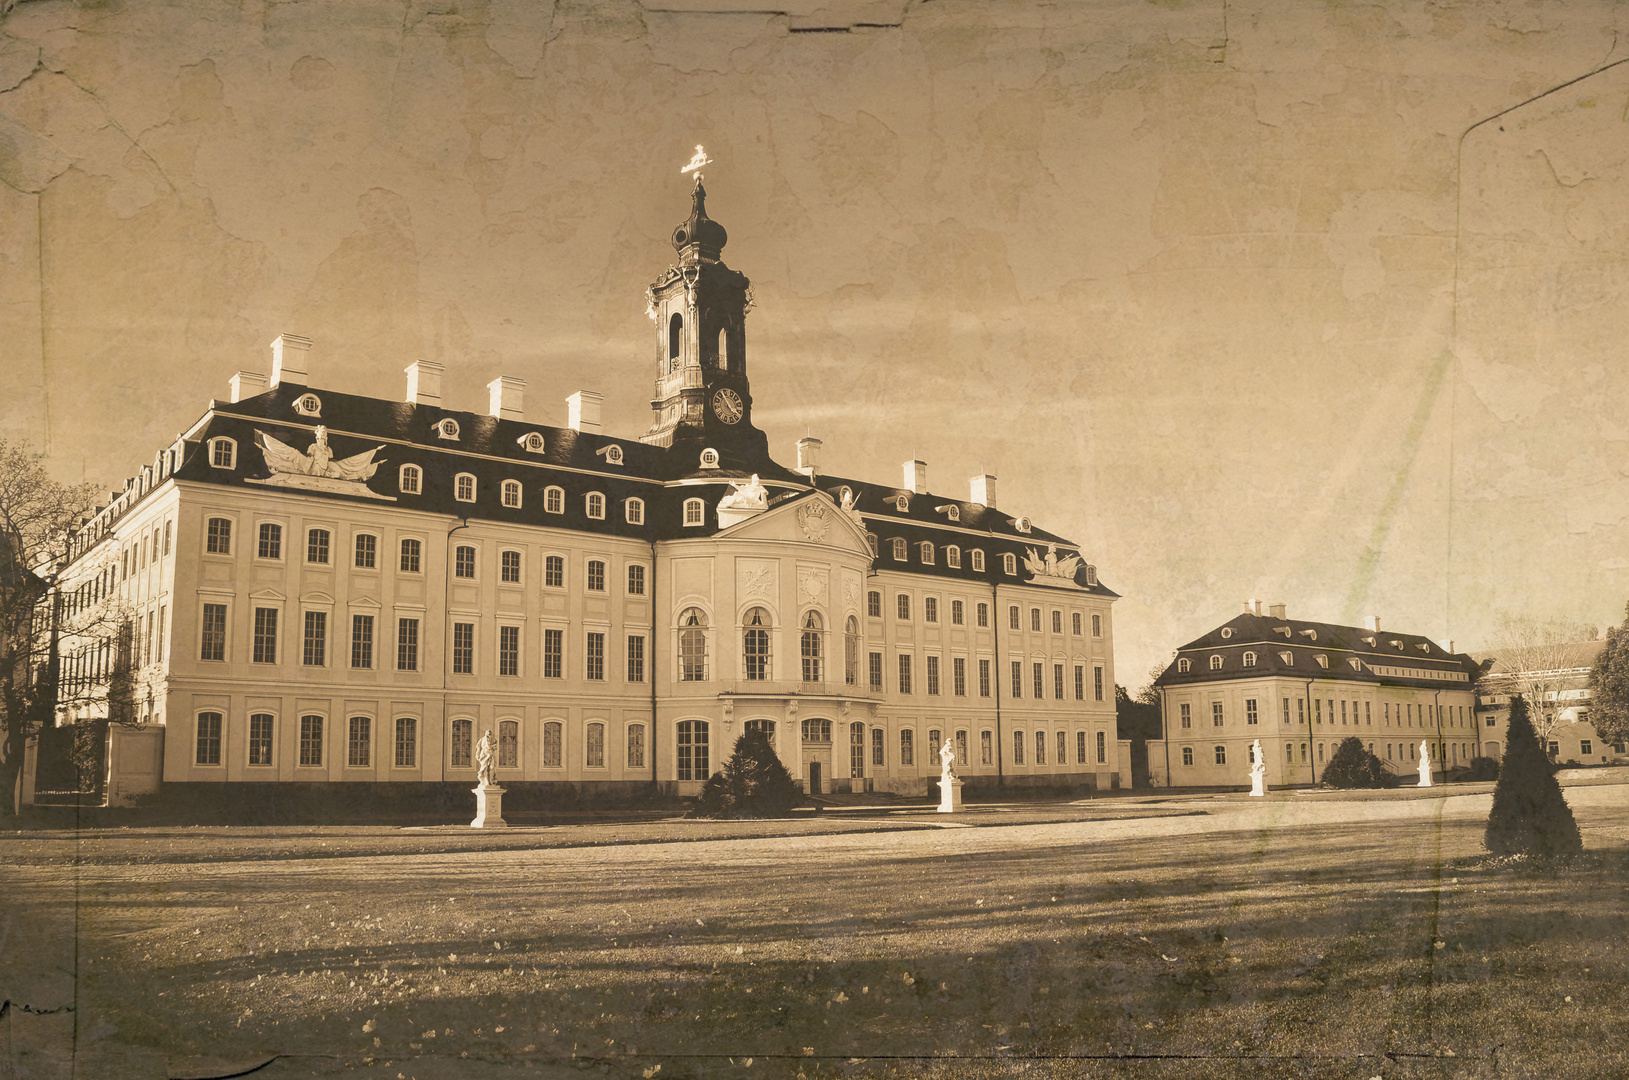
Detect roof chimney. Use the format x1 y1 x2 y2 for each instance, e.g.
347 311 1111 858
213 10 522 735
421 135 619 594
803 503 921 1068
267 334 312 388
796 437 822 479
567 390 603 433
1269 603 1286 620
229 371 268 403
970 473 997 508
904 460 927 495
1367 615 1381 632
1243 599 1256 615
404 361 444 406
487 376 525 421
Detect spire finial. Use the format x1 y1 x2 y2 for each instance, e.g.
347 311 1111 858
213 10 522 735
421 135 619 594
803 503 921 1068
681 144 712 187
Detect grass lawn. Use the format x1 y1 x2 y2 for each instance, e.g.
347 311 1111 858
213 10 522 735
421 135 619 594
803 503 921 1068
2 786 1626 1079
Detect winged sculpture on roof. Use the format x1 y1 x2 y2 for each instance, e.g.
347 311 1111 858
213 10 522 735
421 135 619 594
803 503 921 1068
248 426 395 500
1023 543 1082 583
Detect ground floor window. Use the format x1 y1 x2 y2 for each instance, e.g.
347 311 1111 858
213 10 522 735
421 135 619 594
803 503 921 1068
872 727 884 767
901 729 914 766
628 724 646 769
500 720 520 768
851 722 865 778
1214 745 1226 766
1285 742 1293 763
1076 730 1086 764
1013 731 1025 765
348 716 371 768
981 730 993 765
248 713 273 766
956 730 968 768
677 720 710 780
1035 731 1046 765
928 729 942 765
1097 731 1106 764
1182 746 1193 766
299 715 324 767
196 712 222 766
586 722 605 768
1057 731 1067 765
543 721 563 768
394 718 416 768
450 718 473 768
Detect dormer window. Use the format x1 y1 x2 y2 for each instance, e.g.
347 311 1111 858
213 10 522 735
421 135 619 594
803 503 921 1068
519 432 546 454
1416 643 1430 653
436 418 460 441
625 498 644 525
398 464 421 494
683 498 705 526
1278 651 1294 665
1209 655 1223 670
1391 640 1404 649
1299 629 1318 640
293 393 322 417
1084 564 1098 586
865 533 878 557
208 437 237 470
599 445 624 465
1177 658 1192 673
1001 552 1016 575
945 546 961 568
1013 516 1032 533
699 447 720 469
1362 635 1376 646
544 486 564 514
1316 654 1329 668
971 549 985 572
1243 651 1257 667
919 542 935 565
1220 628 1233 639
455 473 476 502
937 504 960 521
1275 626 1292 638
501 480 522 508
1348 658 1363 671
891 537 906 561
893 494 910 513
586 492 605 520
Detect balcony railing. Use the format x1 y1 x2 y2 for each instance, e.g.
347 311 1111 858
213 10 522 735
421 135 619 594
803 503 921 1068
718 678 882 700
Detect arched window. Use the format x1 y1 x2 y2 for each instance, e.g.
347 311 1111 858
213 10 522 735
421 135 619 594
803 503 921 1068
398 464 421 494
745 718 775 737
676 719 709 780
668 313 683 366
844 616 860 686
1002 552 1017 575
544 486 564 514
498 720 519 768
625 498 645 525
209 437 236 469
801 718 832 742
455 473 476 502
971 549 985 572
850 721 866 778
1243 651 1257 667
450 718 474 768
501 480 522 508
946 546 961 568
1209 654 1223 670
684 498 705 526
801 611 823 683
679 608 707 681
1177 658 1192 673
542 721 563 768
891 537 906 561
585 722 605 768
919 542 935 565
717 326 730 371
743 607 771 681
586 493 605 519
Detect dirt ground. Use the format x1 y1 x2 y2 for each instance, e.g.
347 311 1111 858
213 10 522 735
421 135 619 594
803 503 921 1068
3 785 1627 1079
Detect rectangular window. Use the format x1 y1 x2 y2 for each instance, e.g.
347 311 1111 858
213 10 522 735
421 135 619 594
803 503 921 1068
1246 699 1259 725
1030 609 1041 632
951 600 964 625
1097 730 1107 764
397 618 419 671
926 655 940 695
1054 663 1064 700
627 725 645 769
1013 730 1025 765
1011 660 1023 698
200 603 227 661
897 594 911 620
1051 610 1062 634
586 724 604 768
900 729 914 767
302 611 326 667
980 730 993 765
953 657 967 696
299 715 323 767
452 622 474 674
867 591 882 618
1009 606 1020 630
258 522 282 560
1365 701 1372 725
1212 701 1224 726
1581 739 1593 755
1074 665 1085 701
195 712 222 766
1093 666 1104 702
587 560 606 592
400 538 421 573
543 628 563 679
1180 703 1191 729
454 546 475 579
354 534 377 569
897 653 912 694
1032 662 1044 700
307 528 330 564
1092 613 1102 637
627 635 645 682
628 565 646 595
586 632 605 680
869 652 884 691
977 603 989 628
252 607 278 664
1058 730 1067 764
545 555 564 588
1341 700 1348 724
1035 731 1046 765
395 718 417 768
872 727 884 766
1072 612 1082 635
1282 698 1291 724
350 614 374 669
500 550 522 583
924 597 938 623
348 716 371 768
248 713 273 766
979 658 991 697
499 625 520 677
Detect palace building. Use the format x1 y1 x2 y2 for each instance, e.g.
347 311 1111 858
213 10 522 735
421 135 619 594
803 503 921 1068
1149 603 1485 788
40 179 1121 809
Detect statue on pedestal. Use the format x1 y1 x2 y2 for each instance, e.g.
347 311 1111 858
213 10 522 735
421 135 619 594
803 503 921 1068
1248 738 1266 797
476 729 498 788
1417 741 1432 788
937 735 963 813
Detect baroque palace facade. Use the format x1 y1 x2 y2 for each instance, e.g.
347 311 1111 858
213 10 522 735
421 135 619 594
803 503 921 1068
1149 603 1486 788
43 180 1120 806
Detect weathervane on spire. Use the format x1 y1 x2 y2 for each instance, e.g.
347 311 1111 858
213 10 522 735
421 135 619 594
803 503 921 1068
680 144 712 186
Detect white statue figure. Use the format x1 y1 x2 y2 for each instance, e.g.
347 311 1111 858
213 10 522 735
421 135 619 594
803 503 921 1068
719 474 768 511
1417 740 1432 788
476 729 498 788
1022 543 1082 582
838 487 866 530
937 734 963 813
256 426 385 482
939 735 958 780
1248 738 1266 797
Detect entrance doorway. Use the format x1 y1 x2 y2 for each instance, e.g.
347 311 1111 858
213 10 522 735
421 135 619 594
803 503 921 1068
808 761 822 794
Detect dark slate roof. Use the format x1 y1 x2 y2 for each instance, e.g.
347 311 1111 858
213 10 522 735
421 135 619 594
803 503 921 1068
1154 612 1486 690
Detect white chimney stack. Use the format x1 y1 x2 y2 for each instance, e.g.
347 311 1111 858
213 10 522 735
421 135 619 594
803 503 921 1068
487 376 525 421
267 334 312 388
1244 599 1257 615
904 460 928 495
1367 615 1381 632
229 371 268 403
567 390 603 433
970 473 997 508
1269 603 1286 619
796 437 822 478
405 361 444 406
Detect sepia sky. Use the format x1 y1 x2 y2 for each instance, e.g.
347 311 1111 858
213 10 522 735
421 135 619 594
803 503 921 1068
4 0 1629 687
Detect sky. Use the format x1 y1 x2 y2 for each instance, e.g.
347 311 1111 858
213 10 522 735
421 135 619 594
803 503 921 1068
3 0 1629 688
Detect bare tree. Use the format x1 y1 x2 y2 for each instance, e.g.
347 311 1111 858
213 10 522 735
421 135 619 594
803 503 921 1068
0 439 119 816
1485 613 1599 745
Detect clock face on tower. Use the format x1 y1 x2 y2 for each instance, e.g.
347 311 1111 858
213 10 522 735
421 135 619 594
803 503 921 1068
712 388 744 425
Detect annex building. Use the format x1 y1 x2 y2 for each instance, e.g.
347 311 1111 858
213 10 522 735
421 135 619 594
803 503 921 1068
1149 602 1486 788
1475 638 1628 766
37 179 1121 809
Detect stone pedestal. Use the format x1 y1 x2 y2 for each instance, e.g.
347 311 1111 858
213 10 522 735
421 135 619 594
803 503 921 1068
471 784 508 828
1417 768 1432 789
1249 771 1266 797
937 776 963 813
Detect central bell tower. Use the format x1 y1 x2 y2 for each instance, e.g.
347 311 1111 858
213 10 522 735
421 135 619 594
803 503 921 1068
639 176 767 465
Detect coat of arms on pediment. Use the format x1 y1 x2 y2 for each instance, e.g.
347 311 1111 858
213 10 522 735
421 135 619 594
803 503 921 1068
248 427 395 501
795 499 831 542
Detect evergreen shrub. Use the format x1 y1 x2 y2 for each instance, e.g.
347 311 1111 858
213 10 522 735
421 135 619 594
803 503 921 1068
690 729 803 819
1484 695 1583 857
1321 736 1396 789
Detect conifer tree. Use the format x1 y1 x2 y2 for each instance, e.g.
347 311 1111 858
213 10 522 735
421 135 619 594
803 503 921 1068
1484 694 1583 857
690 728 803 819
1587 603 1629 747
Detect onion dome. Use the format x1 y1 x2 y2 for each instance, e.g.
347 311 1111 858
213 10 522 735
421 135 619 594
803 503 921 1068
671 181 728 261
